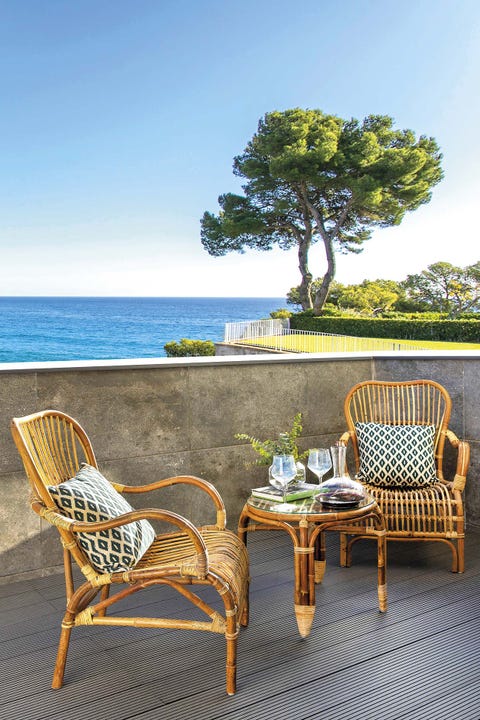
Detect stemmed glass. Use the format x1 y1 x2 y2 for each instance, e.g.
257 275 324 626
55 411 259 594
269 454 297 510
308 448 332 483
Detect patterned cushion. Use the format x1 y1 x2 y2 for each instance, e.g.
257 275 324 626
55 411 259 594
48 464 155 573
355 423 437 488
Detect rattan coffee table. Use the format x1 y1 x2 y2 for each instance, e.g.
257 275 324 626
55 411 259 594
238 493 387 637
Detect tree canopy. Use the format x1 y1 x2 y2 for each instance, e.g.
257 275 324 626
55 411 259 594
334 279 401 314
287 278 405 314
201 108 443 314
403 261 480 316
286 262 480 317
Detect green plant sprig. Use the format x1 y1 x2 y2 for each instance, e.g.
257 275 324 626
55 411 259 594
235 412 308 466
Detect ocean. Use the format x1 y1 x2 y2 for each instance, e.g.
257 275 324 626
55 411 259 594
0 296 285 363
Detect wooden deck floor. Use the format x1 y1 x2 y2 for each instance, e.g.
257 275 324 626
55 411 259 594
2 529 480 720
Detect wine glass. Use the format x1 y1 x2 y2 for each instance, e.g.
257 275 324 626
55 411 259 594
269 454 297 510
308 448 332 483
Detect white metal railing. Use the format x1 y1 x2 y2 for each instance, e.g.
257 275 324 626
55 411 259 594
224 318 290 343
224 321 428 353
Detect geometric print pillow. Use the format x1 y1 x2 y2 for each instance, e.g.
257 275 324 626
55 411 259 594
355 423 437 488
48 464 155 574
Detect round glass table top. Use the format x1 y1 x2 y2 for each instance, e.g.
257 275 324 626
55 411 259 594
246 492 375 517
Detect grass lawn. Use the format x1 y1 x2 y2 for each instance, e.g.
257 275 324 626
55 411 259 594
239 334 480 352
387 338 480 350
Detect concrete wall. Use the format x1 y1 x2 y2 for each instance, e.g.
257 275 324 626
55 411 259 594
1 351 479 583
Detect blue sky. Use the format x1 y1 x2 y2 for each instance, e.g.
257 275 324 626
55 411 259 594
0 0 479 297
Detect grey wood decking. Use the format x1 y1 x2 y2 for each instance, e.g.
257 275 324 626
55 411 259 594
1 529 480 720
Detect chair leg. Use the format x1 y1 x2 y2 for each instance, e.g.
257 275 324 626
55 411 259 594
240 597 249 627
225 631 238 696
457 538 465 573
340 533 349 567
224 597 240 696
52 619 73 689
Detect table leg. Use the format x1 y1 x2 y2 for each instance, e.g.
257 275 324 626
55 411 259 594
314 530 326 583
293 519 316 638
237 508 249 547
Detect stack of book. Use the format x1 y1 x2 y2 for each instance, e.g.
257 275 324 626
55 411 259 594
250 483 317 502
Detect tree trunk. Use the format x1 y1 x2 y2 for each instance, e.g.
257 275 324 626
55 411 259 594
304 193 352 315
296 226 313 310
313 234 336 314
298 275 313 310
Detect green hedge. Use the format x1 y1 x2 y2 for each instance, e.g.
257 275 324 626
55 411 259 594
164 338 216 357
290 313 480 343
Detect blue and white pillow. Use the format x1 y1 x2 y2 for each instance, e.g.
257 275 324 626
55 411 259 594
355 423 437 488
48 464 155 573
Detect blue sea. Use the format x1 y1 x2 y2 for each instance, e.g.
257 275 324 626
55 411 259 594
0 297 285 363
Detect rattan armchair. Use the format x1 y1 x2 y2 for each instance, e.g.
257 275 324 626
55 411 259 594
11 410 249 695
338 380 470 572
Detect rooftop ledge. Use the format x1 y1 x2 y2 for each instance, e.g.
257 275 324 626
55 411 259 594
2 348 480 582
0 348 480 374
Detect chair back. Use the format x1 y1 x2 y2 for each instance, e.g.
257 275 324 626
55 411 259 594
344 380 452 477
11 410 97 509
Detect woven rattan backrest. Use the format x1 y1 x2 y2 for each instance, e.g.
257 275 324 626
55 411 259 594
344 380 452 474
11 410 97 508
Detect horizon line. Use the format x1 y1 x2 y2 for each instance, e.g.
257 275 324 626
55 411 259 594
0 295 287 300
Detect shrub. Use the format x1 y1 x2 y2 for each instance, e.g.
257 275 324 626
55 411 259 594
269 308 292 319
164 338 216 357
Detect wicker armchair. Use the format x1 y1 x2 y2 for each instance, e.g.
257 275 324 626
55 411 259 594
338 380 470 572
11 410 249 695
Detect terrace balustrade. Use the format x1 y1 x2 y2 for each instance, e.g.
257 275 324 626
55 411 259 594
0 350 479 584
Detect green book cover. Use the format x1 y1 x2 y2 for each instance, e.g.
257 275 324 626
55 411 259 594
251 483 317 502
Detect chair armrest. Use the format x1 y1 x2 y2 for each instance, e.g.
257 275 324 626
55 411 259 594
339 430 354 445
113 475 227 529
32 500 209 578
445 430 470 492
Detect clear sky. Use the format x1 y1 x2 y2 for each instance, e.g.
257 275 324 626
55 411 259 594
0 0 479 298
